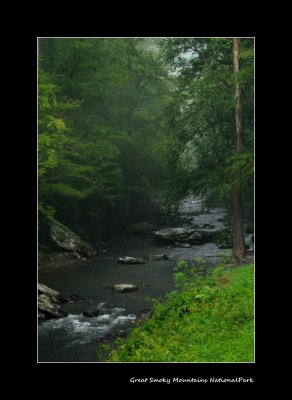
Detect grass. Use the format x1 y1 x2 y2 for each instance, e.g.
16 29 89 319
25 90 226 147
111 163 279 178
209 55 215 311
106 260 254 362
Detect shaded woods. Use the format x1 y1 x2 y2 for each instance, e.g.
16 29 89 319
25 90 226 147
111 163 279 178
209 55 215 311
38 38 171 247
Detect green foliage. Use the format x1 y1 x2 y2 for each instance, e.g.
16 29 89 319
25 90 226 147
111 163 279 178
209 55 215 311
38 38 172 234
38 202 55 220
107 263 254 362
217 251 233 264
160 38 254 213
214 228 232 245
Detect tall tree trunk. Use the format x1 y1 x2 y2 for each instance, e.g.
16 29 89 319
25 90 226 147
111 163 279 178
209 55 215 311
231 38 247 262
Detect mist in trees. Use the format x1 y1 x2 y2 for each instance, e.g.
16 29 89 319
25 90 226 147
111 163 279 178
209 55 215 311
38 37 254 261
38 38 172 240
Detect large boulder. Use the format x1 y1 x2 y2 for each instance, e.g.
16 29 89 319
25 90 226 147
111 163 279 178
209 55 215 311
118 256 145 265
49 218 96 257
155 227 223 245
38 284 68 319
154 228 195 244
38 294 68 318
38 283 61 302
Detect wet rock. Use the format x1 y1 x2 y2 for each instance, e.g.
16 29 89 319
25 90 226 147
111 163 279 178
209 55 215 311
117 256 145 265
187 231 202 244
144 254 169 261
38 283 68 318
38 283 61 302
111 284 138 293
38 293 68 318
188 229 221 244
82 309 101 317
217 218 224 222
154 227 194 244
49 218 96 257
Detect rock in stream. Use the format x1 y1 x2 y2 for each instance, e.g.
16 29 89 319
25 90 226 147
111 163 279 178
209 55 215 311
38 283 68 319
154 227 195 244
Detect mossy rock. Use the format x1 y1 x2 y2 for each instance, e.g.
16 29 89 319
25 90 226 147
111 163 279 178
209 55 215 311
49 218 96 257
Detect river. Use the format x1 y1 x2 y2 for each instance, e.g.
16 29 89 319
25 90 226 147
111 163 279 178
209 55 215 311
37 196 253 362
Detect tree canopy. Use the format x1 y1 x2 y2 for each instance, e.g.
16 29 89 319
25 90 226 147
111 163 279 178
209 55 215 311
38 38 172 237
160 38 254 216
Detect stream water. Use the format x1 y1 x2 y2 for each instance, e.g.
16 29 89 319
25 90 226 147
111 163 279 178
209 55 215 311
38 196 253 362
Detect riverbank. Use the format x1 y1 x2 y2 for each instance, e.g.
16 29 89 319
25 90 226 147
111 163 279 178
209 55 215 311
107 262 255 362
38 232 156 270
38 196 254 362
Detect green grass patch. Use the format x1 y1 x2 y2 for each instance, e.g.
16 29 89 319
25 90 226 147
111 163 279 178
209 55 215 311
107 260 254 362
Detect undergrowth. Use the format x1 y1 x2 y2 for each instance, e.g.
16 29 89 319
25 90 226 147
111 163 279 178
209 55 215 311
105 259 254 362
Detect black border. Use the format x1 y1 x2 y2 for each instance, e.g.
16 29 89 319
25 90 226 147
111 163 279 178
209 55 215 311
17 25 261 389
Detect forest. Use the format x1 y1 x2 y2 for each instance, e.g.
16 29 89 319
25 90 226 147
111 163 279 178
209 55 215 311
38 37 254 363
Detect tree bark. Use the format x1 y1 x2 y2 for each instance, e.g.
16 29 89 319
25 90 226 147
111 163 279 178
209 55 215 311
231 38 247 262
232 192 246 261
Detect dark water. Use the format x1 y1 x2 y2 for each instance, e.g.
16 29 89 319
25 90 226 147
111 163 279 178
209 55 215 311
38 196 253 362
